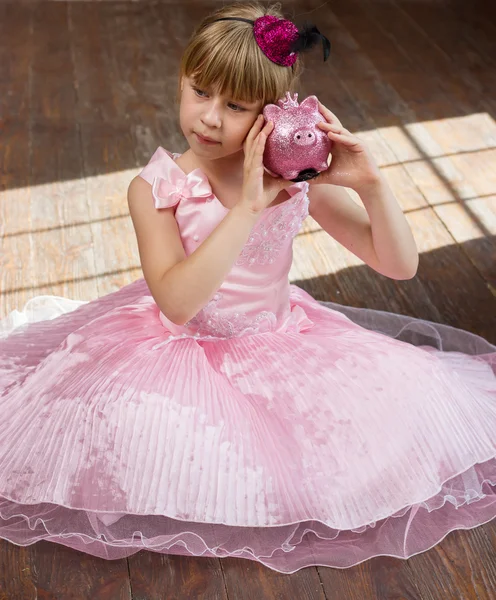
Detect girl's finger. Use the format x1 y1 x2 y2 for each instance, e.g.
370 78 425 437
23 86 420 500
244 120 273 174
317 100 342 125
255 131 269 159
245 131 265 171
253 122 273 158
319 122 354 136
325 130 363 149
261 120 274 136
317 122 342 133
244 115 265 154
250 114 264 134
318 123 355 139
247 118 267 159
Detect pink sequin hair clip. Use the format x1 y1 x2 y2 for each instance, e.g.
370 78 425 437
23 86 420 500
211 15 330 67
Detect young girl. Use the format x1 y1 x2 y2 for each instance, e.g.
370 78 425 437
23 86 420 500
0 1 495 574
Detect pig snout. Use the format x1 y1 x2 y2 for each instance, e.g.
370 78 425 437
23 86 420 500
293 128 316 147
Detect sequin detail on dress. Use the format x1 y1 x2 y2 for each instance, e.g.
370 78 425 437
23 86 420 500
235 194 309 266
185 292 277 338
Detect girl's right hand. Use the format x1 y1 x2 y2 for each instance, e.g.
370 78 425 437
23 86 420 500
238 115 293 216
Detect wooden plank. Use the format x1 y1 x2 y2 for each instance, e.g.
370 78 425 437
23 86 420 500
0 541 36 600
0 0 100 318
0 1 34 319
0 539 133 600
31 541 132 600
359 0 496 290
363 0 495 116
317 557 423 600
447 0 496 67
70 1 142 297
128 552 228 600
396 0 496 111
404 526 496 600
29 0 97 302
483 518 496 552
0 1 32 123
221 556 326 600
67 1 121 124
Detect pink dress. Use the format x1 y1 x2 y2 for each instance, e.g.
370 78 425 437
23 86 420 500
0 146 495 573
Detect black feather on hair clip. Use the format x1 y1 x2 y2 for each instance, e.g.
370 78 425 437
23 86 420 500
290 22 331 62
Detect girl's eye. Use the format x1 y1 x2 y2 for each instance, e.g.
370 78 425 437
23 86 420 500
193 87 245 112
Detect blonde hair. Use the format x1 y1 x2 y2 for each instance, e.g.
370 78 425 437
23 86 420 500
178 2 303 107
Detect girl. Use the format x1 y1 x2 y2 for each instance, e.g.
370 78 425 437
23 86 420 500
0 1 495 574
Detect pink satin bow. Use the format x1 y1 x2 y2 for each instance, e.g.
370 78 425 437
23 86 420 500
152 168 213 209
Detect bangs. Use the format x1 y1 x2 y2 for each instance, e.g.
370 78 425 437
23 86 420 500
180 21 298 107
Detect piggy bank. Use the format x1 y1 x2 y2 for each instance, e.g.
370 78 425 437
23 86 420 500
262 92 332 182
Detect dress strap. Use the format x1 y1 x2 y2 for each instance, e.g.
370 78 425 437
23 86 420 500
138 147 214 208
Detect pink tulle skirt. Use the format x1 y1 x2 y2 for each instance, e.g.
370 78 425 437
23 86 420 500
0 278 495 572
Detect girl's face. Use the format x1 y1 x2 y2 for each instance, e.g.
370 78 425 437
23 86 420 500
179 76 263 158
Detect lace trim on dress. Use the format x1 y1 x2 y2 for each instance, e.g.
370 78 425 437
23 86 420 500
235 195 310 266
185 292 278 338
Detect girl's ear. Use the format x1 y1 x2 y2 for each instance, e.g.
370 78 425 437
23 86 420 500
180 77 184 92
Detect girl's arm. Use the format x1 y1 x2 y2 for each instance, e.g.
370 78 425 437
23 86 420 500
128 175 260 326
308 177 418 280
310 101 418 280
355 177 418 279
162 205 262 326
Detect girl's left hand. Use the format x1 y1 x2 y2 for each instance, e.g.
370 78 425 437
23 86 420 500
315 101 382 192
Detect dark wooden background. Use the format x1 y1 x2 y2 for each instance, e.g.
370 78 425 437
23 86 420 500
1 0 495 598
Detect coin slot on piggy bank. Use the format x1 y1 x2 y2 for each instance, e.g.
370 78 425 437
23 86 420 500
262 92 332 182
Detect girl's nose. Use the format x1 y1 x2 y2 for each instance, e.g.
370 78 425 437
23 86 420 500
201 103 222 128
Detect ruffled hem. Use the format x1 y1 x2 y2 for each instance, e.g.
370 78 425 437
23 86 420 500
1 473 495 572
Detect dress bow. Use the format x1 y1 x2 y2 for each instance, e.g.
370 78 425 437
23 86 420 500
152 168 213 209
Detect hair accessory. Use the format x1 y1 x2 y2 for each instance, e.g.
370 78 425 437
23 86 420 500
212 15 330 67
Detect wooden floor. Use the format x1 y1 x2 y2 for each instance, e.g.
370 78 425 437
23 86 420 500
1 0 495 598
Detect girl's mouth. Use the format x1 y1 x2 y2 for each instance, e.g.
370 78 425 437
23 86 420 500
195 133 220 145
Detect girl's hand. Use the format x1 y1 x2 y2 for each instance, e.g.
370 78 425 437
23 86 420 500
238 115 293 215
315 101 382 192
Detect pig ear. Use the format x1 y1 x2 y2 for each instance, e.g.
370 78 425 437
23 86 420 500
263 105 282 120
300 96 319 112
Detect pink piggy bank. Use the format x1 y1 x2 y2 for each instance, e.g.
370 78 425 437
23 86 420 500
262 92 332 182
